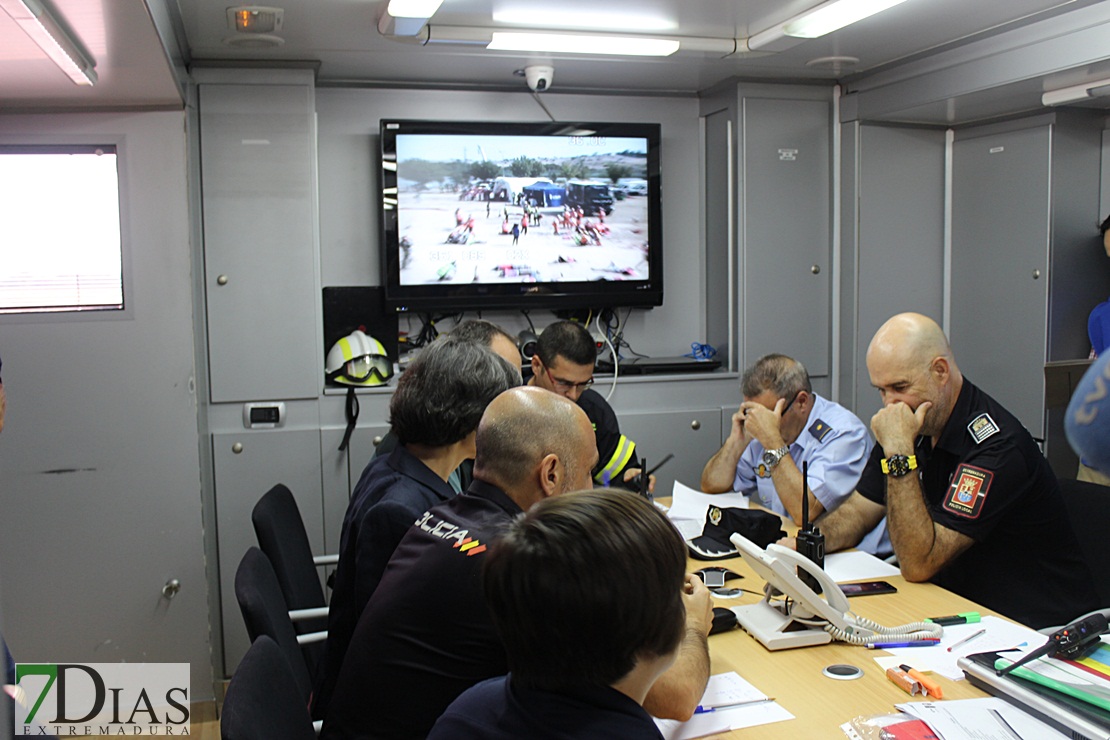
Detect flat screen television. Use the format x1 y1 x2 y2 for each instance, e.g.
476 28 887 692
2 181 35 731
380 119 663 312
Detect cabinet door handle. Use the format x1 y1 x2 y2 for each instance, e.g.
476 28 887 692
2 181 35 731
217 274 229 285
811 264 821 275
1032 269 1041 280
691 420 701 431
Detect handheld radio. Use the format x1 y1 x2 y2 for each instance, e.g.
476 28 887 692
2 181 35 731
796 460 826 593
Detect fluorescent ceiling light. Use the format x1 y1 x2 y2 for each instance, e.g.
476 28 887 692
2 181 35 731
0 0 97 85
1042 77 1110 106
784 0 910 38
380 0 443 36
388 0 443 19
487 32 679 56
491 10 676 32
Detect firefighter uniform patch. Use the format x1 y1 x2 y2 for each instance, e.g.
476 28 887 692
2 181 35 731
808 419 834 443
944 464 993 518
967 413 1000 444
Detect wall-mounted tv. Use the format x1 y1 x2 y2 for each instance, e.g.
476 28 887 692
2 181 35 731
380 120 663 312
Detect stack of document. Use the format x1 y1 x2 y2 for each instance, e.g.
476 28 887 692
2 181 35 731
995 641 1110 711
655 672 792 739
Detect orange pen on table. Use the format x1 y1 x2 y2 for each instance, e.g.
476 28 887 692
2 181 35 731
899 664 944 699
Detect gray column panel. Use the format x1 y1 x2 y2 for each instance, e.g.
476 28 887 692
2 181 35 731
741 98 831 376
213 429 325 675
704 109 733 368
855 125 946 421
200 83 320 402
951 124 1051 438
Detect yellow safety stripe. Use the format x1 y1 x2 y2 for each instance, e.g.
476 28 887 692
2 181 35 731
595 435 636 484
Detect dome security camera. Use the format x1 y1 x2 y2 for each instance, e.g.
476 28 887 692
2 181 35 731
525 65 554 92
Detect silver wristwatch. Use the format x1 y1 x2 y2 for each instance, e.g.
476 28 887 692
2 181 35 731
759 445 790 473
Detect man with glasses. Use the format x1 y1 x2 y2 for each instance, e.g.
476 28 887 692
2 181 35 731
527 321 647 490
701 353 889 556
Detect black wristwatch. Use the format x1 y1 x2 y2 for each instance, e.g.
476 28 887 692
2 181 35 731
880 454 918 478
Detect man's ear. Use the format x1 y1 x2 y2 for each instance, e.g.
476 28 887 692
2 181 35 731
538 453 561 498
530 354 543 376
931 356 951 384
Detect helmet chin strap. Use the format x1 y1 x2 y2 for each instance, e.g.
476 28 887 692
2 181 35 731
338 386 359 452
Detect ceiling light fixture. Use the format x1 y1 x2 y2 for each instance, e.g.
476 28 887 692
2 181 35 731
378 0 444 37
1041 77 1110 106
487 32 680 56
749 0 910 52
0 0 97 85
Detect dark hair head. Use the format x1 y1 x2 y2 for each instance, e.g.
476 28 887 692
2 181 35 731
449 319 516 350
482 489 687 692
535 320 595 368
389 340 521 446
740 353 812 400
1100 214 1110 237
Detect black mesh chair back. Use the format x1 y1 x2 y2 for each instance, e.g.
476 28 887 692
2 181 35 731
221 636 316 740
233 547 313 702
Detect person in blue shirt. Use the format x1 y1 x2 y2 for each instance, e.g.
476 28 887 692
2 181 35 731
701 354 889 556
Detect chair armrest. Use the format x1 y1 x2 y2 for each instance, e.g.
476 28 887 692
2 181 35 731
313 554 339 567
289 607 329 622
295 630 327 645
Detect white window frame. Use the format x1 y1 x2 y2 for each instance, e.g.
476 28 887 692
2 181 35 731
0 135 132 322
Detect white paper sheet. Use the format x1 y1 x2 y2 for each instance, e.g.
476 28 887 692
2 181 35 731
823 551 901 582
879 616 1045 680
654 671 794 739
896 697 1070 739
668 480 750 521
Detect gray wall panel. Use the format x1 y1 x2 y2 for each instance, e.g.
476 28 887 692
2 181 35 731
951 124 1051 437
741 97 832 377
854 125 946 420
0 111 212 698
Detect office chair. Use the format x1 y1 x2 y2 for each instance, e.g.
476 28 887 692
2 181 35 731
251 484 334 676
221 636 316 740
233 547 321 703
1058 477 1110 608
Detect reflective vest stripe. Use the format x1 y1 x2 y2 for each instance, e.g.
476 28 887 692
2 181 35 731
595 435 635 484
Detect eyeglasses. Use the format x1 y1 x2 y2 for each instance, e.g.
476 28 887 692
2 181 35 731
545 367 594 393
781 391 801 415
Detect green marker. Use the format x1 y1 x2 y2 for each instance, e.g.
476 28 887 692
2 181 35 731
926 611 980 626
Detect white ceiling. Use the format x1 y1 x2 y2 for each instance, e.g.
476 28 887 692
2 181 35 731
1 0 1108 110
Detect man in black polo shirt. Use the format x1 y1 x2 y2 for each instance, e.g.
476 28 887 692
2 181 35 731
319 387 712 739
527 320 651 490
807 313 1098 629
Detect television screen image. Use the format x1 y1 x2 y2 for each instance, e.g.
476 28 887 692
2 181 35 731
380 120 663 312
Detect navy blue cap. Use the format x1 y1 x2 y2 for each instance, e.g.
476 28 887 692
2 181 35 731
1066 352 1110 473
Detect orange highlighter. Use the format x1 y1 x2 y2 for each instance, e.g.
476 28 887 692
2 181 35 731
900 664 944 699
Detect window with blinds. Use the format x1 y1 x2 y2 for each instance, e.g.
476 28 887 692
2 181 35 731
0 145 124 314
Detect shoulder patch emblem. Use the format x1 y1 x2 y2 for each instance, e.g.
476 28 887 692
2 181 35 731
709 506 722 526
808 419 834 443
967 413 1000 444
943 464 993 518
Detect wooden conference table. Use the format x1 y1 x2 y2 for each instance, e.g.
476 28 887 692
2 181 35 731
674 513 996 737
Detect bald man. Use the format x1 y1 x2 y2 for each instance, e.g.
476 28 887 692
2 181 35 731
320 387 712 739
808 313 1098 629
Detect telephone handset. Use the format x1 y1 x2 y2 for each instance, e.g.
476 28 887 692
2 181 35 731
728 532 941 650
730 533 851 630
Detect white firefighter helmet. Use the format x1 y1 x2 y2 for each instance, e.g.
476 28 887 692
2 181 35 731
326 330 393 386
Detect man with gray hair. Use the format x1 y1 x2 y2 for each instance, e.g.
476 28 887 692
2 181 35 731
320 387 712 739
701 353 889 556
